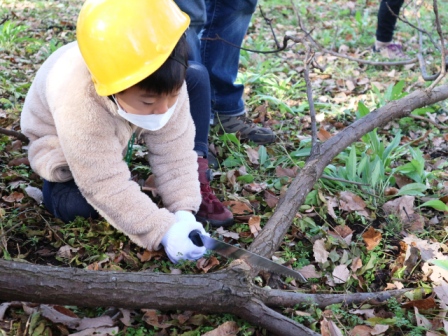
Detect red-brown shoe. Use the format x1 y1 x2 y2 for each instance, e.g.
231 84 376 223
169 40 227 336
196 158 234 227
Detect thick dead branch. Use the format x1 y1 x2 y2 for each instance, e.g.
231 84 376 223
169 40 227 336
249 84 448 258
0 259 416 336
259 288 410 308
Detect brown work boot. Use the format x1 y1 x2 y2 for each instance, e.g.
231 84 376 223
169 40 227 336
196 157 234 227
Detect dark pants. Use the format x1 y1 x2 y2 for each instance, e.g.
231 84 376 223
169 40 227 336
187 61 211 157
376 0 404 43
43 179 99 223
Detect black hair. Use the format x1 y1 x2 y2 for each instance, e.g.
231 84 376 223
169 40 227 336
135 34 188 95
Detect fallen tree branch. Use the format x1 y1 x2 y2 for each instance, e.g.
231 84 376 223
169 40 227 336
0 127 29 143
259 288 410 308
0 259 414 336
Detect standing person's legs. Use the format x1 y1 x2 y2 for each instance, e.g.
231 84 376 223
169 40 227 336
201 0 275 145
185 61 233 227
186 61 210 157
376 0 404 43
174 0 206 62
374 0 405 57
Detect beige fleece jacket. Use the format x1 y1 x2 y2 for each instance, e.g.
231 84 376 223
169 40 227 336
20 42 201 251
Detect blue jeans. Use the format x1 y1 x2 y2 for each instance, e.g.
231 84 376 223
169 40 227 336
175 0 258 117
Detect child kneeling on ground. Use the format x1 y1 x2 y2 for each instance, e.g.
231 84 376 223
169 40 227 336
20 0 230 263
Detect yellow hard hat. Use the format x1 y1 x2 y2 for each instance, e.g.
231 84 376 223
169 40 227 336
76 0 190 96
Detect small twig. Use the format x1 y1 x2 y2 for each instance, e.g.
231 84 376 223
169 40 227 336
409 114 448 130
402 206 411 222
427 0 446 91
0 15 9 26
303 49 319 154
0 127 29 143
258 5 281 49
201 34 299 54
321 48 417 66
417 53 440 81
415 17 442 82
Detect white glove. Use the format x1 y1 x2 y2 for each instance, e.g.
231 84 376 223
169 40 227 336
161 211 209 263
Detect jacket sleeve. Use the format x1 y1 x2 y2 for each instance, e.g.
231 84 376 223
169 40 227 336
44 67 175 252
142 84 201 214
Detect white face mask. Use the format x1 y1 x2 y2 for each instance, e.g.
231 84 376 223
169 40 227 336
113 96 177 131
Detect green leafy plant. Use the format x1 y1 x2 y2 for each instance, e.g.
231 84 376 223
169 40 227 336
0 21 29 50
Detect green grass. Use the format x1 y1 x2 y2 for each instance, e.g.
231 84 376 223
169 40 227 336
1 0 448 335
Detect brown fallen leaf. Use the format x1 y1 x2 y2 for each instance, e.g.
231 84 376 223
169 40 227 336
321 317 343 336
142 309 172 329
384 187 399 196
275 166 298 178
2 191 25 203
8 157 30 167
202 320 239 336
333 265 350 284
394 173 414 188
243 182 266 193
196 256 220 273
434 281 448 306
317 127 333 141
414 306 433 329
382 195 415 222
245 147 259 165
339 191 367 213
215 227 240 240
137 249 165 262
402 296 436 310
313 239 329 263
404 213 425 232
141 174 158 197
346 79 355 92
119 308 133 327
349 325 372 336
248 216 262 237
252 103 268 123
371 324 389 335
333 225 353 238
297 264 322 279
362 227 382 251
40 305 114 331
264 190 279 208
222 200 253 215
351 257 363 273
